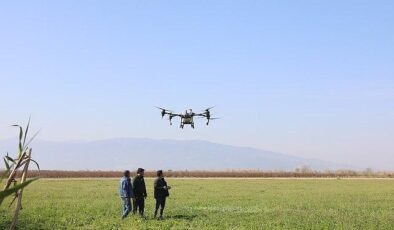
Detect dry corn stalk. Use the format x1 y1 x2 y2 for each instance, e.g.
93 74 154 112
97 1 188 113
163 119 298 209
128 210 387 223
0 118 40 230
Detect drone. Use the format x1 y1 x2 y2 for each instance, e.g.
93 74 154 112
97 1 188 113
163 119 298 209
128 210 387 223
156 107 219 129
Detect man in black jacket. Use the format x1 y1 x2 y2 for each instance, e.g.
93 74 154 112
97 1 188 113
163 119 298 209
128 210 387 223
132 168 147 216
154 170 171 219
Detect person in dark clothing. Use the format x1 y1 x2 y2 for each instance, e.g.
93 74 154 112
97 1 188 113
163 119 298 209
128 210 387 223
119 170 134 219
132 168 147 216
154 170 171 219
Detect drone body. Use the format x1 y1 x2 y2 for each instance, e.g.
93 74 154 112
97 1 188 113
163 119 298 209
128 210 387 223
156 107 218 129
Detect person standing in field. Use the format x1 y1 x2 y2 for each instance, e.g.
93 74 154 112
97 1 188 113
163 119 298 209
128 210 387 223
154 170 171 219
132 168 147 216
119 170 134 219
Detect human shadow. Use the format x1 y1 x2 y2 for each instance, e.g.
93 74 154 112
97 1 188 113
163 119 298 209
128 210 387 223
166 214 199 221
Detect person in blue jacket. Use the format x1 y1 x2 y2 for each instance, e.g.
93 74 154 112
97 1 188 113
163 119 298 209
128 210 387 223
119 170 134 219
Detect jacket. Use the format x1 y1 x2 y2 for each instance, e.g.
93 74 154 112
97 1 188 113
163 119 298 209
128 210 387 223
119 176 133 198
132 175 147 198
154 177 169 199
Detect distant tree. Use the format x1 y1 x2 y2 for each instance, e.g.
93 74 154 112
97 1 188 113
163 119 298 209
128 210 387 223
300 165 312 173
364 168 373 176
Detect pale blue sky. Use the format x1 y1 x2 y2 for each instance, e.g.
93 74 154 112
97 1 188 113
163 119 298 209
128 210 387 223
0 1 393 169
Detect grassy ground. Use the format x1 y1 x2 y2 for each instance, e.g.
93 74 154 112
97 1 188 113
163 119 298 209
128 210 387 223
1 178 393 229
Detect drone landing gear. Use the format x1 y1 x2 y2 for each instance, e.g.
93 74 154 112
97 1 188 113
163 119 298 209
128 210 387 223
191 123 195 129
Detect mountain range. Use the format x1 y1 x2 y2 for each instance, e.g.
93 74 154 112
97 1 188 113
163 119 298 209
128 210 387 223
0 138 345 171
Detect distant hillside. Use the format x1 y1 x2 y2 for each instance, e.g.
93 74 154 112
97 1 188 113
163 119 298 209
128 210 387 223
0 138 343 170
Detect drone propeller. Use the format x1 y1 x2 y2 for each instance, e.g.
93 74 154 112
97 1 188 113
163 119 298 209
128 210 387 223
202 106 215 112
205 117 220 126
209 117 221 120
199 106 214 119
197 116 221 120
155 106 173 118
155 106 172 112
196 114 221 125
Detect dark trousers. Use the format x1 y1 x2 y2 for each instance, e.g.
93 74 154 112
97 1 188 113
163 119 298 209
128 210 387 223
154 197 166 217
121 197 132 218
133 197 145 215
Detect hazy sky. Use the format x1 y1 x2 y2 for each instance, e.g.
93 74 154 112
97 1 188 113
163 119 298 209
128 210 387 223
1 1 393 169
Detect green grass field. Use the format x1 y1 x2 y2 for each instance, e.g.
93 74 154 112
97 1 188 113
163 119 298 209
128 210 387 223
1 178 393 229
